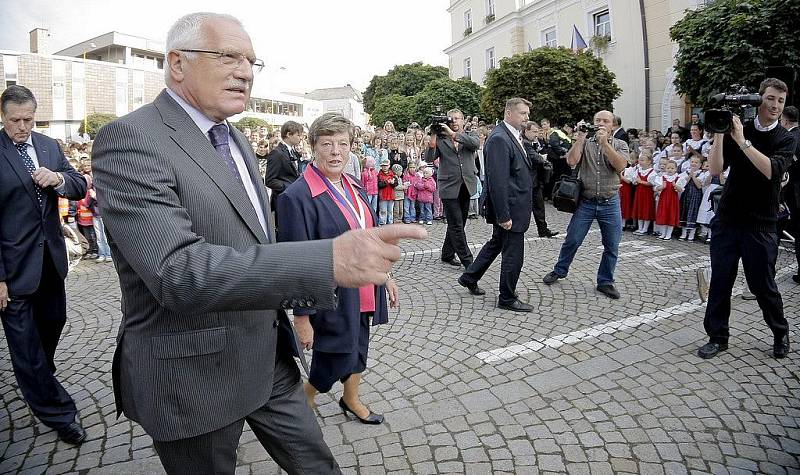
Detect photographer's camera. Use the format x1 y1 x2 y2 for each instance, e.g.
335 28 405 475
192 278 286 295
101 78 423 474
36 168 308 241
704 84 762 134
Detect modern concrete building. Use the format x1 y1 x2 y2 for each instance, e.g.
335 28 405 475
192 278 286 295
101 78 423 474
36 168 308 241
444 0 712 131
305 85 369 128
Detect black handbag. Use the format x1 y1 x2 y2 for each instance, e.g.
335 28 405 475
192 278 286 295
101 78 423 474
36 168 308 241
552 174 583 213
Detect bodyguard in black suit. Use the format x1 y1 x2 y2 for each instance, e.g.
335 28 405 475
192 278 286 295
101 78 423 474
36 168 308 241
459 98 534 312
265 120 303 212
779 105 800 283
612 114 630 145
0 85 88 444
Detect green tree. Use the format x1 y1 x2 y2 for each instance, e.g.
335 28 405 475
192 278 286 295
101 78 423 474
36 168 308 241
412 77 482 125
481 47 621 125
363 62 449 113
232 116 272 132
369 94 417 131
670 0 800 107
79 113 117 139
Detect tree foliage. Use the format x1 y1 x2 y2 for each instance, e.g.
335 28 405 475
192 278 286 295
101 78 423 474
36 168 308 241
363 62 449 113
79 113 117 139
370 94 417 131
369 77 482 129
232 116 272 131
670 0 800 107
481 47 621 125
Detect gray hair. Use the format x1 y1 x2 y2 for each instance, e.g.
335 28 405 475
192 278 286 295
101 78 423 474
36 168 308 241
505 97 531 111
0 84 37 115
164 12 243 80
308 113 354 148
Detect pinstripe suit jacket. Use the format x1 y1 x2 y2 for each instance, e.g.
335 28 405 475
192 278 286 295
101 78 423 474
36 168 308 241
91 90 337 442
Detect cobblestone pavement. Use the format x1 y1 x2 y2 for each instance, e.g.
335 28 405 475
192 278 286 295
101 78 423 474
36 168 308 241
2 206 799 474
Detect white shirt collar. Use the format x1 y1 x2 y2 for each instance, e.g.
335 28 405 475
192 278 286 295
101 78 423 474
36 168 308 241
754 115 779 132
503 121 522 141
166 88 227 136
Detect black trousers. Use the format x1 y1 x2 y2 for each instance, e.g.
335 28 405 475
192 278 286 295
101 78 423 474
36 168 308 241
78 224 98 255
786 194 800 274
532 185 549 235
461 225 525 304
0 248 77 430
152 338 340 475
704 219 787 344
441 183 473 265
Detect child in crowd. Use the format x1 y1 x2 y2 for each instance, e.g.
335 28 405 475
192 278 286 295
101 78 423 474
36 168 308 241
391 164 405 223
415 165 437 225
377 157 397 225
361 156 379 212
632 152 656 235
679 156 704 241
620 158 638 231
696 161 727 243
402 162 420 223
654 160 683 240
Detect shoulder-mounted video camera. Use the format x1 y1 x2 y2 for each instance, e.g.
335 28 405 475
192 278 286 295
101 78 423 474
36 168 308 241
704 85 762 134
429 107 455 136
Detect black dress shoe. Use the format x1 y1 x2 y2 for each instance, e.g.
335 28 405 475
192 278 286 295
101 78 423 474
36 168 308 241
339 398 383 425
458 276 486 296
57 421 87 445
497 299 533 313
774 334 790 359
542 271 563 285
596 284 620 299
697 341 728 359
539 230 559 238
441 257 461 267
793 274 800 284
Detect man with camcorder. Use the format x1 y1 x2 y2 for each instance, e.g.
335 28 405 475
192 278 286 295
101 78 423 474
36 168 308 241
698 77 796 360
542 110 629 299
426 109 479 269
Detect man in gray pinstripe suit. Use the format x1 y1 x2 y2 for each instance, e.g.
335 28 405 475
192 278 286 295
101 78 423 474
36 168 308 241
91 12 424 475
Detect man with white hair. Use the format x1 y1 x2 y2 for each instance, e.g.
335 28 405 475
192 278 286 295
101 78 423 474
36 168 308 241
91 12 424 474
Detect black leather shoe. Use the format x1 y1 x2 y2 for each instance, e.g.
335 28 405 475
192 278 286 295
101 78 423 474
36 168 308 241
542 271 563 285
57 421 87 445
792 274 800 284
697 341 728 359
458 276 486 296
774 334 790 359
596 284 620 299
441 257 462 267
539 230 559 238
339 398 383 425
497 299 533 313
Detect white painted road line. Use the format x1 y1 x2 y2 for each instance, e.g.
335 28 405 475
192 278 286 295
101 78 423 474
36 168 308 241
401 230 600 258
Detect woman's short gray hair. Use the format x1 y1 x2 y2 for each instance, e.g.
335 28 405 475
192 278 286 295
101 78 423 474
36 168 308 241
308 113 355 148
165 12 242 78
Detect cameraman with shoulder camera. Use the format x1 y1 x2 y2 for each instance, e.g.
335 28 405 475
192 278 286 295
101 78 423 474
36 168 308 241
542 110 629 299
426 109 480 269
698 78 796 360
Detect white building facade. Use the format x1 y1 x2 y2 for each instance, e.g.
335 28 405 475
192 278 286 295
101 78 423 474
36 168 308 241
445 0 710 131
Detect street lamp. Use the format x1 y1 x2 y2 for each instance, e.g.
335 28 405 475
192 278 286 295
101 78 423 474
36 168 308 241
82 42 96 139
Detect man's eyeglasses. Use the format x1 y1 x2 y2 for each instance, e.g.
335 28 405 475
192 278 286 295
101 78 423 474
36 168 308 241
178 49 265 73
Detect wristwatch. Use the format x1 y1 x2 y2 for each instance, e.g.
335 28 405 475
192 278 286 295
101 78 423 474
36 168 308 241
739 140 752 150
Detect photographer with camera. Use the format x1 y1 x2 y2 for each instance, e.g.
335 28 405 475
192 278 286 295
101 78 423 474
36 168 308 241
698 78 796 360
542 110 629 299
426 109 480 269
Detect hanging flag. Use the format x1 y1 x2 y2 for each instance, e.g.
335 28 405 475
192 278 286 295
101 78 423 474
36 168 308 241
528 42 533 52
570 25 588 52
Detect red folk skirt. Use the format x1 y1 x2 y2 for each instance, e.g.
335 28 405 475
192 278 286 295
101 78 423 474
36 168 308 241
655 181 680 226
619 180 634 220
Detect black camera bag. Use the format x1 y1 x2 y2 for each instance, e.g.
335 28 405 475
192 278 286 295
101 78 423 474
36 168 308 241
552 174 583 213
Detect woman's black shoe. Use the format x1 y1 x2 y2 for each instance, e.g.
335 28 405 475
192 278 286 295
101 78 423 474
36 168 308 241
339 398 384 425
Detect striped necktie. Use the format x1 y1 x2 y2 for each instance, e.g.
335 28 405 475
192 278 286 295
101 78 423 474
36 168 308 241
15 142 43 204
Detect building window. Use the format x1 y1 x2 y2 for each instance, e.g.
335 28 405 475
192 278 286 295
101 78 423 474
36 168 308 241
132 70 145 110
543 28 557 47
71 62 85 121
485 0 495 23
115 68 129 116
593 10 612 38
486 48 495 70
463 58 471 79
464 9 472 35
3 55 18 87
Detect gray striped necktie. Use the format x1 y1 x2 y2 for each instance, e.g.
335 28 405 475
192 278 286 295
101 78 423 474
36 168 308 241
208 124 244 183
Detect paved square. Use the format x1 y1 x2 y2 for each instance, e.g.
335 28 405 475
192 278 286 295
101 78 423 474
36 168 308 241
1 206 798 474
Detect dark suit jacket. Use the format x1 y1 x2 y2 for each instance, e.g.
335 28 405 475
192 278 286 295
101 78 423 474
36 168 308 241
264 142 300 208
91 90 337 441
276 170 388 354
613 128 630 145
425 132 479 199
483 124 533 233
0 130 86 295
784 126 800 209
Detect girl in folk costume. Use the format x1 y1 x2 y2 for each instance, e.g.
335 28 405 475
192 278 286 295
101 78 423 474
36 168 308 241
632 152 657 235
681 124 710 173
657 132 683 169
402 162 420 223
654 160 684 240
361 156 379 212
696 160 727 243
619 155 639 231
679 156 704 241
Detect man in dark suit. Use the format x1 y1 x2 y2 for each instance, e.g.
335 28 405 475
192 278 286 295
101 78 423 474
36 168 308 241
0 85 88 444
779 105 799 283
91 13 424 475
458 98 534 312
264 120 303 213
612 114 630 144
425 109 479 269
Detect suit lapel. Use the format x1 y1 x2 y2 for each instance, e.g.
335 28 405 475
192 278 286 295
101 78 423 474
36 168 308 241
230 126 274 242
154 92 269 244
501 124 532 169
1 130 42 209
